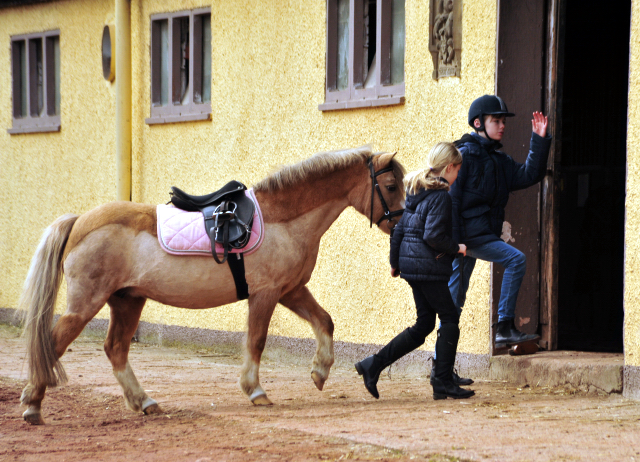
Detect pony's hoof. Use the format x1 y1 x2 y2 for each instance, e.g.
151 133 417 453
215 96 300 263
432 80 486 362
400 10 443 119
141 397 161 415
143 403 163 415
311 371 326 391
23 409 45 425
251 394 273 406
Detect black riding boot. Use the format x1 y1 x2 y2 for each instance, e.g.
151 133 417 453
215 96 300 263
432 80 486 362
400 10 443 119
432 323 475 400
355 328 419 399
495 319 540 347
430 358 474 386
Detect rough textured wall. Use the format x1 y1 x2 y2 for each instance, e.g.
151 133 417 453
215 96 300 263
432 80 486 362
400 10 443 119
0 0 116 316
625 1 640 367
129 0 496 355
0 0 496 356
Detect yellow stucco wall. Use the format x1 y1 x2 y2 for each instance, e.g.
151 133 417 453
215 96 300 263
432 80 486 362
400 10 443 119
624 1 640 367
1 0 496 356
0 0 117 321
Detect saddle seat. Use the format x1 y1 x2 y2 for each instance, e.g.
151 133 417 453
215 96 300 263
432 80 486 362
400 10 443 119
170 181 250 211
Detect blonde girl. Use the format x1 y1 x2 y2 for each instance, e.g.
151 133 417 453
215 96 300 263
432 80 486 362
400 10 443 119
355 142 474 400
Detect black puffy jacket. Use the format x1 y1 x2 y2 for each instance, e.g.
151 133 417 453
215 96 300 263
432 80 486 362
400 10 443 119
390 180 459 282
449 132 552 247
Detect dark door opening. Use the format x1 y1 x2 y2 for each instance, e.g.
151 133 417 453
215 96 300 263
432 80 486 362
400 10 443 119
556 0 629 352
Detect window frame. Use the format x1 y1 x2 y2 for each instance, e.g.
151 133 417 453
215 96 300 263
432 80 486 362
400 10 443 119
8 30 61 135
320 0 405 111
146 7 212 125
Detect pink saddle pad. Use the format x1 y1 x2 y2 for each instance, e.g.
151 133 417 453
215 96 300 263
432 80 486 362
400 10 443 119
157 188 264 257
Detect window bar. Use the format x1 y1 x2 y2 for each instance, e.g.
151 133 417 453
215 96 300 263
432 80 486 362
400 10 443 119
352 0 364 88
11 41 23 118
171 18 182 105
379 0 392 86
151 22 161 105
327 0 338 91
28 38 39 117
192 14 202 104
45 36 55 116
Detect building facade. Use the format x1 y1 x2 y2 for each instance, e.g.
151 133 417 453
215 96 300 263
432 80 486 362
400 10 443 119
1 0 639 398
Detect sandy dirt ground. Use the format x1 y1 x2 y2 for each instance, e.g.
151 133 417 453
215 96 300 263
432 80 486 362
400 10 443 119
1 324 639 462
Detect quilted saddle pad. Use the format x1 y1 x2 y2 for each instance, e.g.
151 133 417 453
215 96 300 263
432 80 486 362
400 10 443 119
157 188 264 257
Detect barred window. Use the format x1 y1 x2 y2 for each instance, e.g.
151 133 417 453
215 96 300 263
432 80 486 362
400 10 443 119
9 30 60 134
320 0 405 111
146 8 212 125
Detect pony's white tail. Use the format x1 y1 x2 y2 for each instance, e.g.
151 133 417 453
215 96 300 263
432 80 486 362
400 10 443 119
20 214 79 388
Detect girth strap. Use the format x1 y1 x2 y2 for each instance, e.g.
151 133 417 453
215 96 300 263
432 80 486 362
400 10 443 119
228 253 249 300
203 201 250 300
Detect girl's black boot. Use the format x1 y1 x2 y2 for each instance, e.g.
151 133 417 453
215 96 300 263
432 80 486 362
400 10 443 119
432 371 475 400
355 328 419 399
354 355 384 399
432 323 475 400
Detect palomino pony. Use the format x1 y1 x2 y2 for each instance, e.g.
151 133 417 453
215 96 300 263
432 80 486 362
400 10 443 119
19 146 405 425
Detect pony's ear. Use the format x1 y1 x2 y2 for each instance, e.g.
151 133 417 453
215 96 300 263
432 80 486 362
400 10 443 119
376 152 397 167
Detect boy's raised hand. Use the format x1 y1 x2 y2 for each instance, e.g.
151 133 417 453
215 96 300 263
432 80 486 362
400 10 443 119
532 111 548 138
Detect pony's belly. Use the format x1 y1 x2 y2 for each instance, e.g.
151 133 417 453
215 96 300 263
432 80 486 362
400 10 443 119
133 252 239 309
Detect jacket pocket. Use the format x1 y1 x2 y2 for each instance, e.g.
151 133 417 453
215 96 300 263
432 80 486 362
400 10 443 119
461 205 491 240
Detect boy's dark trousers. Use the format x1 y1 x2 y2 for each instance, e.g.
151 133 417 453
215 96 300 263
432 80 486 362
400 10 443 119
355 280 461 398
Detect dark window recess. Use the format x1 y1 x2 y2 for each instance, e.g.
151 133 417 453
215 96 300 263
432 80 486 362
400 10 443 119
320 0 405 111
147 8 212 125
9 30 60 134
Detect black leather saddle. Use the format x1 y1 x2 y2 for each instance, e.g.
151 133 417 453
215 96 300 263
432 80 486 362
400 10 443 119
169 181 255 265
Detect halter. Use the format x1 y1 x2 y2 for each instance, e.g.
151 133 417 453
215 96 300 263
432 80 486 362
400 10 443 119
368 157 405 229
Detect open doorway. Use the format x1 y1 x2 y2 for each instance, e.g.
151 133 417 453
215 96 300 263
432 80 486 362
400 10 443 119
555 0 629 352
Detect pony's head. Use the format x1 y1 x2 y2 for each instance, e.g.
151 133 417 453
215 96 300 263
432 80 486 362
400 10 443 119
366 151 406 234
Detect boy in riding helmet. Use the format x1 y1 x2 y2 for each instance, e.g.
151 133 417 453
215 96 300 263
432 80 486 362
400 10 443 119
355 142 474 400
447 95 551 360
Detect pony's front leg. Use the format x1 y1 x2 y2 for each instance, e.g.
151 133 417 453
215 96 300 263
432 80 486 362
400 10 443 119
240 290 280 405
279 286 334 391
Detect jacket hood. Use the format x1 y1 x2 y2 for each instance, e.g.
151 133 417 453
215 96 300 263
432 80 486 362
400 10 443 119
405 179 449 211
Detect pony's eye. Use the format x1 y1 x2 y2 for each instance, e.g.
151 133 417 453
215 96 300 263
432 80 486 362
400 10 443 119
386 185 397 192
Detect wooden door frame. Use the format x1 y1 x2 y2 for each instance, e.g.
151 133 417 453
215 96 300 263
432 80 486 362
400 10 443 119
539 0 564 351
493 0 551 354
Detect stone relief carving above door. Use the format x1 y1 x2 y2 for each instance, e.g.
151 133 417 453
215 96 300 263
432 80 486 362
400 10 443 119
429 0 462 79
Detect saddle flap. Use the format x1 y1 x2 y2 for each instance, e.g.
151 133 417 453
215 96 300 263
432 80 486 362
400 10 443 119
202 199 255 247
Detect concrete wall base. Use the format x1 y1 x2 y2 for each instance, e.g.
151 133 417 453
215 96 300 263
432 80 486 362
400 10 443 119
0 307 490 380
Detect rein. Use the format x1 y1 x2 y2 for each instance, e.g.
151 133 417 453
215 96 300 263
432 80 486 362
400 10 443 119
368 157 405 230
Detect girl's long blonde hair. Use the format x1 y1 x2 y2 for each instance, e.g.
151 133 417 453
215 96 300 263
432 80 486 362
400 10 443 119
404 142 462 195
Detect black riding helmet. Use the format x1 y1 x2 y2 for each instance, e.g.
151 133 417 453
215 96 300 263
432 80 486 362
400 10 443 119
468 95 515 132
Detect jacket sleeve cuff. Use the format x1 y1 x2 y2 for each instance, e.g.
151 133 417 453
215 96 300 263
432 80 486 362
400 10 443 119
531 132 552 151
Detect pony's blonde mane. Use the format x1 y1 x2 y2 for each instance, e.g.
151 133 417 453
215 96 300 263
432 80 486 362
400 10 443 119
253 146 405 192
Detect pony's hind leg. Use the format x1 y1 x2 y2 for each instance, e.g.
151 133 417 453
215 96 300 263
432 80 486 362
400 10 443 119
22 308 101 424
104 293 160 414
279 286 334 391
240 290 280 405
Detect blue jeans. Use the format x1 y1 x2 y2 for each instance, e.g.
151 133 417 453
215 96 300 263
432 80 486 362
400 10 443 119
448 240 526 322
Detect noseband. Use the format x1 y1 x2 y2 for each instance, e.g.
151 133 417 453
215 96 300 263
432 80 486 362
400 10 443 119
368 157 405 229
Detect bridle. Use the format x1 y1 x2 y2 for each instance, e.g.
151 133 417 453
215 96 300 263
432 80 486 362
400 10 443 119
368 157 405 230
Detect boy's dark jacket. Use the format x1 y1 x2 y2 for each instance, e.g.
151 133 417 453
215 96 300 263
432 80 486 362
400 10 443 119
390 179 459 282
450 131 552 247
